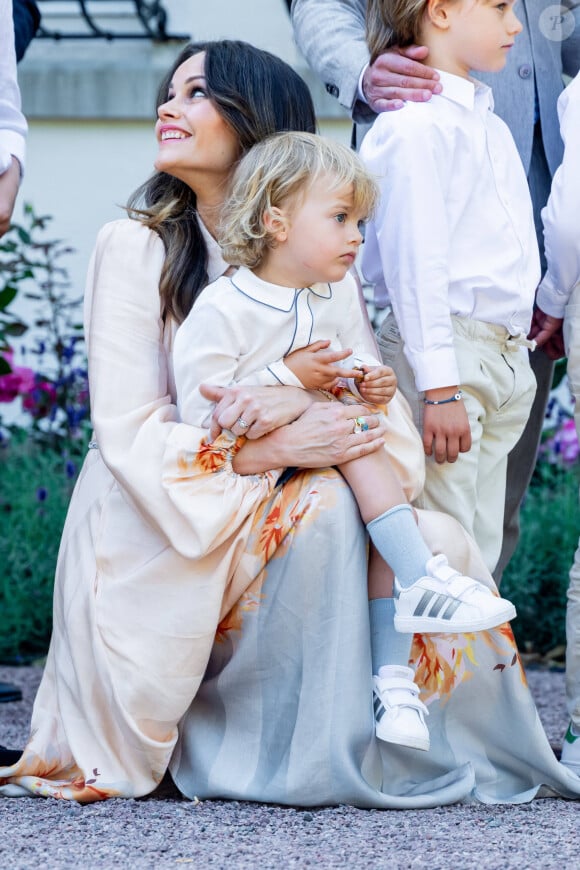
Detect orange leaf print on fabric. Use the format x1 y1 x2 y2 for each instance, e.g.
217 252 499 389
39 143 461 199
253 469 340 561
216 574 266 643
411 633 475 705
1 748 120 802
215 469 345 644
480 623 528 687
178 433 245 475
412 621 527 706
259 502 286 562
215 606 244 642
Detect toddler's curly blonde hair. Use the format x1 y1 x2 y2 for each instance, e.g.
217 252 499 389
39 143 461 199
219 131 379 268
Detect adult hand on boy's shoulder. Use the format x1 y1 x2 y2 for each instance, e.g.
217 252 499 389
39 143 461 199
362 45 441 112
422 392 471 464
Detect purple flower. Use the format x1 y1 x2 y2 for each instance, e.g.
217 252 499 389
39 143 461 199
36 487 47 502
540 417 580 467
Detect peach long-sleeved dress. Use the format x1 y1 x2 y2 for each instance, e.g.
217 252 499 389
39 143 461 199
2 219 579 806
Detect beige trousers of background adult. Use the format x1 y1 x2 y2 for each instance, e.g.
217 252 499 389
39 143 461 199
377 312 537 573
563 282 580 732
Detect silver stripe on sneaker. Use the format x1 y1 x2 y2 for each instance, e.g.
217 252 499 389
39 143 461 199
373 695 385 722
442 599 462 620
414 590 434 616
412 589 464 622
426 593 448 618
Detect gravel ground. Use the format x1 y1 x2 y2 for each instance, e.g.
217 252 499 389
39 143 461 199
1 664 579 869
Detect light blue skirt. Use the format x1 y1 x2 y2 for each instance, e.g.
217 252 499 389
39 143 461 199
171 471 580 808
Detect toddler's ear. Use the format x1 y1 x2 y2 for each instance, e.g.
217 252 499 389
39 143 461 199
426 0 453 30
262 206 289 242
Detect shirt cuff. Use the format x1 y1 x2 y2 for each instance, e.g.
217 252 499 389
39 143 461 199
0 135 26 176
358 63 369 104
0 148 11 174
411 349 460 394
267 359 305 389
536 276 568 320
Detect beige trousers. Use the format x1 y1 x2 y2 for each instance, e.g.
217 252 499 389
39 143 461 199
377 312 537 573
563 282 580 731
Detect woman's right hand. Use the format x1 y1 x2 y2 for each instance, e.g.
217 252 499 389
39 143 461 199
200 382 314 440
232 401 386 475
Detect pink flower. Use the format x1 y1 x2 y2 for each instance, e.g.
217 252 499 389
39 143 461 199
22 381 58 418
0 352 36 403
541 416 580 466
557 418 580 464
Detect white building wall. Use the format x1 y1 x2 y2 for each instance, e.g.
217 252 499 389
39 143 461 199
15 2 351 301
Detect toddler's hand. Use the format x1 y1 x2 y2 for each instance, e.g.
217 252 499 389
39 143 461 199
357 365 397 405
285 340 363 390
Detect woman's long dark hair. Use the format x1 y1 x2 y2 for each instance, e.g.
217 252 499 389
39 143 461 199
126 40 317 324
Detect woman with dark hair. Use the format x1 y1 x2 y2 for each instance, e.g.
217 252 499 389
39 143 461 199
0 40 386 801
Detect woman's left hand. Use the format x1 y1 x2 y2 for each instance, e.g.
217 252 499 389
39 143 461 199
199 383 314 441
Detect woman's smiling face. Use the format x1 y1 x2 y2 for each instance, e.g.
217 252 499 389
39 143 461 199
154 52 240 193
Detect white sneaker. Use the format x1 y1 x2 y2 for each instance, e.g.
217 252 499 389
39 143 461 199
373 665 430 751
561 722 580 775
394 554 516 634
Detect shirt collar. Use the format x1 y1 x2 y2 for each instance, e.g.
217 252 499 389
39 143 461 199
230 266 332 311
436 69 494 114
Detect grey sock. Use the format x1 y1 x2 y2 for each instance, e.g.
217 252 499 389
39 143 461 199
369 597 413 675
367 504 432 588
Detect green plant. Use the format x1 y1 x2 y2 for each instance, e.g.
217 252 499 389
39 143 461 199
0 204 88 445
502 461 580 656
0 207 35 376
0 205 89 662
0 432 88 661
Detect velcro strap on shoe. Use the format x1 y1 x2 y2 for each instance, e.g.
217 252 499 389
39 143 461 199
444 574 487 598
376 679 429 714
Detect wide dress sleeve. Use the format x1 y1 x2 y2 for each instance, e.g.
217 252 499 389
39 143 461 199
86 220 278 560
0 220 285 801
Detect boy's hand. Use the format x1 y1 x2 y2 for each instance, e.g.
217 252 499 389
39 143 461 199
285 340 362 390
422 390 471 463
356 365 397 405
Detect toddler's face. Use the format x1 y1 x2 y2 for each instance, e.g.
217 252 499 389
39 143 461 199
275 175 367 288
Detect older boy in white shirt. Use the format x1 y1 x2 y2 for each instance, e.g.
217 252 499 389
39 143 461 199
360 0 539 573
530 70 580 775
0 0 27 238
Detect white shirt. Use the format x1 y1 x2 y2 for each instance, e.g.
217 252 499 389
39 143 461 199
173 266 378 428
536 71 580 319
360 70 539 392
0 0 27 175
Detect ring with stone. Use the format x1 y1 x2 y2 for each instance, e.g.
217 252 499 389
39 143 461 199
236 417 249 430
353 416 369 434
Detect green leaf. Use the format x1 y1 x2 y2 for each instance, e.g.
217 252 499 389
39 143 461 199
0 356 12 374
4 322 28 337
0 286 18 310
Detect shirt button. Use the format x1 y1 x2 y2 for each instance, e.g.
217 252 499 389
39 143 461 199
518 64 532 79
